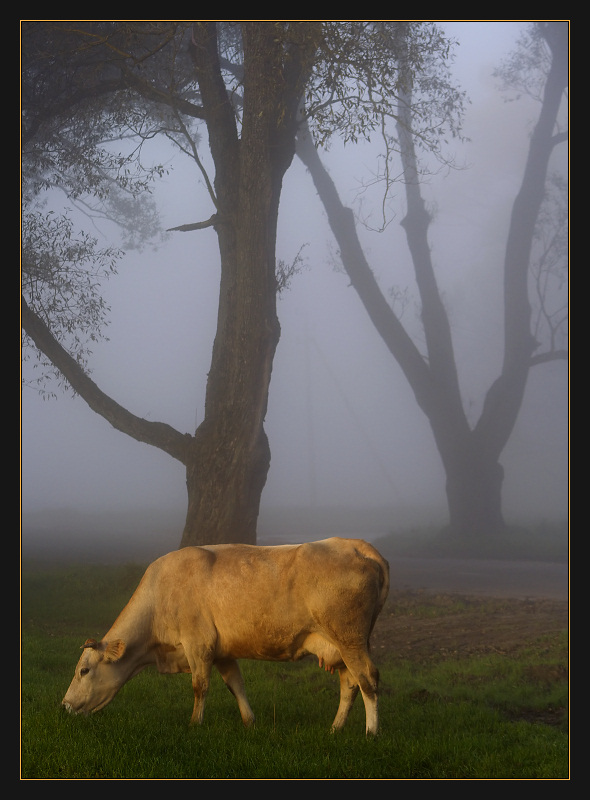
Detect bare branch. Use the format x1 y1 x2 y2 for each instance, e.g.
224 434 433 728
22 296 192 464
530 349 568 366
167 214 220 232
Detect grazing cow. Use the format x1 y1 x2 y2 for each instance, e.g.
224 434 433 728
62 537 389 735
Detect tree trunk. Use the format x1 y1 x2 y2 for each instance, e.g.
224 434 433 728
431 421 506 539
179 169 281 546
445 455 505 539
180 23 321 547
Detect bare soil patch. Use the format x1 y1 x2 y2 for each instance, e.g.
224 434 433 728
372 590 568 662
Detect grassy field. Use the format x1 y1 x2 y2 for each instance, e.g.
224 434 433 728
21 561 569 780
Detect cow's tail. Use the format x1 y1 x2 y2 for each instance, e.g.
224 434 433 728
353 540 390 627
373 549 390 618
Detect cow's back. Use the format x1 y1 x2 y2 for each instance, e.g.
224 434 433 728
150 538 387 609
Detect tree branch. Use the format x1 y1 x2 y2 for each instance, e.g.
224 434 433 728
167 214 220 232
121 67 206 121
530 349 568 366
21 296 192 465
395 86 469 435
475 22 569 453
295 122 434 415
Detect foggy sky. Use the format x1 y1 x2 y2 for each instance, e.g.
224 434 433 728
21 22 569 545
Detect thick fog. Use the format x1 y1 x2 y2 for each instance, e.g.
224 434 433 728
21 22 568 561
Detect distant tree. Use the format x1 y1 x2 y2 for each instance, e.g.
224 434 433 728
296 21 568 540
22 21 460 546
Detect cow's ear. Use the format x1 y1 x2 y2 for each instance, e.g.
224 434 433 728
104 639 126 662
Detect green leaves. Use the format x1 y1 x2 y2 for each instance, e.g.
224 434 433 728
22 210 121 388
305 22 467 155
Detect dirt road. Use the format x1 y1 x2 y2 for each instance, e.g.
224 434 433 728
386 554 568 600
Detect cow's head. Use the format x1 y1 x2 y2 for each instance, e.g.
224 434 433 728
62 638 127 716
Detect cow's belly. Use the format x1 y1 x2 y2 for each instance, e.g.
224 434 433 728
215 634 303 662
215 629 344 669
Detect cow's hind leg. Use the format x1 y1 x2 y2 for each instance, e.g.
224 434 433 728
340 648 380 735
215 658 256 727
331 666 360 732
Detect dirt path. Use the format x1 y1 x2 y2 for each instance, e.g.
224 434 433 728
387 554 568 600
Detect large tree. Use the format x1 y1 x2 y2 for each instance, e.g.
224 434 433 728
23 22 459 546
296 21 568 540
22 21 322 546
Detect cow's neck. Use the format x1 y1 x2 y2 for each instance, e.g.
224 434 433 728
104 594 156 668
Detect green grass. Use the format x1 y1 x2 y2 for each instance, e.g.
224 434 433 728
21 563 569 779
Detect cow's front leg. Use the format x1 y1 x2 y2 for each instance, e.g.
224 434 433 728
215 658 256 727
190 670 210 725
187 648 214 726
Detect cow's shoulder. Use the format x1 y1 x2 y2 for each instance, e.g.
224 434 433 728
143 546 217 588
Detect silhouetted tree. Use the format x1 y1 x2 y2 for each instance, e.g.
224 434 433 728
22 21 321 545
296 21 568 540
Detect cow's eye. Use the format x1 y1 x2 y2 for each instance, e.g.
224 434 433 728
80 667 90 677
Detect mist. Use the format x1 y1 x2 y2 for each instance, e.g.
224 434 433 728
21 22 568 564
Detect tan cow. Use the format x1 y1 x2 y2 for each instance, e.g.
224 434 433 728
62 537 389 735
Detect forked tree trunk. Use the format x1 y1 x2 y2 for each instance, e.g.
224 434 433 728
296 22 567 542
